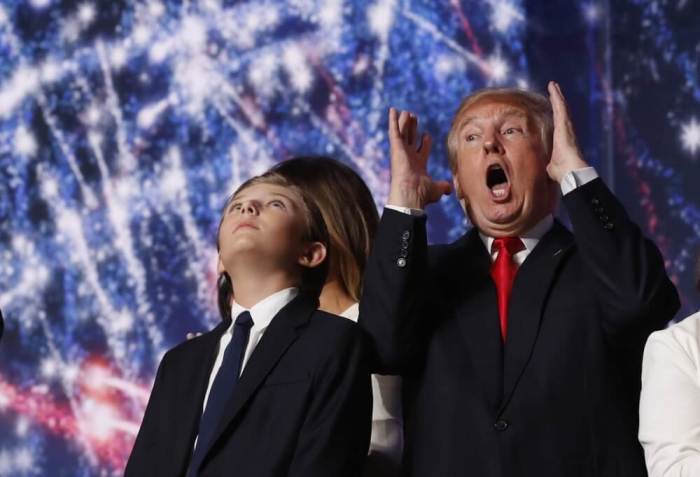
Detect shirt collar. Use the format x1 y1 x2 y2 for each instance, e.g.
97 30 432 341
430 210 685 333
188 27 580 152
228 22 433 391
479 214 554 256
229 287 299 334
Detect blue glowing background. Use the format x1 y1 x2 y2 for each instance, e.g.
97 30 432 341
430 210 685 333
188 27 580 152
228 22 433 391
0 0 698 474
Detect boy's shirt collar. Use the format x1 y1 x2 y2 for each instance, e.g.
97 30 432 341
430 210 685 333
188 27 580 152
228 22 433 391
229 287 299 334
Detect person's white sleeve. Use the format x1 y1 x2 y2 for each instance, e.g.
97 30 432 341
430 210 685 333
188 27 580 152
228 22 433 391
639 328 700 477
560 167 599 195
384 204 425 217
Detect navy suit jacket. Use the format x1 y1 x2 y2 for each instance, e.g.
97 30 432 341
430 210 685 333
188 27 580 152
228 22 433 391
360 179 679 477
126 292 371 477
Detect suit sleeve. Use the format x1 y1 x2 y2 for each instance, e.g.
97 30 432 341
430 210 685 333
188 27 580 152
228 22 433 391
287 325 372 477
124 352 171 477
358 208 430 374
639 328 700 477
563 178 679 337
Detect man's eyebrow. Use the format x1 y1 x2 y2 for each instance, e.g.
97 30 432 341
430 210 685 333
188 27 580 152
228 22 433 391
499 109 528 120
458 108 528 131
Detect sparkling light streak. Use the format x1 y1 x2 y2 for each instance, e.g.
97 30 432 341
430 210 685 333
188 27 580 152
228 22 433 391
681 117 700 156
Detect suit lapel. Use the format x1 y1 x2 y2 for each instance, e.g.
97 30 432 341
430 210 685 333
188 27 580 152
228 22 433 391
499 221 573 414
451 230 504 411
201 292 316 464
172 319 230 473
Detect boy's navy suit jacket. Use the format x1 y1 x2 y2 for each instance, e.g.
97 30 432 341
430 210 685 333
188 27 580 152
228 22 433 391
360 178 680 477
125 292 371 477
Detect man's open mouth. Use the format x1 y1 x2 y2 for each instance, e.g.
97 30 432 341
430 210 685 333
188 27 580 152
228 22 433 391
486 164 511 201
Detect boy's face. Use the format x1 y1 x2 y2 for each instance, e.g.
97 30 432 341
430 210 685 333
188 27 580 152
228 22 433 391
218 182 310 277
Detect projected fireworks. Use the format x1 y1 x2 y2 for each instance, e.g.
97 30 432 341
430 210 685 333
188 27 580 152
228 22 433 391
0 0 697 475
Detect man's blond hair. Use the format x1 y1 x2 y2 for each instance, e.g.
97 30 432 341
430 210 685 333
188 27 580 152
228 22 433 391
446 88 553 171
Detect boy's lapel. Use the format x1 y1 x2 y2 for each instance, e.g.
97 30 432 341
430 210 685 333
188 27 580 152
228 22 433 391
172 319 231 472
204 292 316 460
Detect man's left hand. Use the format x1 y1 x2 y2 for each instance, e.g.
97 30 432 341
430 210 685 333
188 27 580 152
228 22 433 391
546 81 589 183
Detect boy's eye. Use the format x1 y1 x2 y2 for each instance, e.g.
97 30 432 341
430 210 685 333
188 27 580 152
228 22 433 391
466 134 478 142
269 200 286 209
502 127 520 135
229 203 242 212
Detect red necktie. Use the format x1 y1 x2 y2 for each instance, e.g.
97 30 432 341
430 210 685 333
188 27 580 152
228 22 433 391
490 237 525 342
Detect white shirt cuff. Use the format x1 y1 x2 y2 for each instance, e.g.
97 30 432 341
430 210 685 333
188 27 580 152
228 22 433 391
385 204 426 217
560 167 599 196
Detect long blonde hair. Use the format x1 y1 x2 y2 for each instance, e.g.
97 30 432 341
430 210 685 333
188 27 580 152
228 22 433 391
270 156 379 302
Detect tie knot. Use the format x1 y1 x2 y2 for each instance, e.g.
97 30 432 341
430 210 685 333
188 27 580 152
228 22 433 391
492 237 525 256
235 311 254 329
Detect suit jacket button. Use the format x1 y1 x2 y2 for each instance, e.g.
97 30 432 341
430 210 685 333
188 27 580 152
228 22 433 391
397 258 407 267
402 231 411 240
591 198 600 205
604 222 614 230
493 420 509 431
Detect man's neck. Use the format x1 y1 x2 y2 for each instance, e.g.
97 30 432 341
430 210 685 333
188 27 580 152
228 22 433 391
479 214 554 256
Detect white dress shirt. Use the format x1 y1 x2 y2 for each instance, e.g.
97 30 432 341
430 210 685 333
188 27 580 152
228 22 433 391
200 287 298 414
479 214 553 264
341 303 403 463
640 311 700 477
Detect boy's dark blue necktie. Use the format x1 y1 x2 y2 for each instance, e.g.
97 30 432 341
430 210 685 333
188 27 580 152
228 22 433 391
187 311 254 476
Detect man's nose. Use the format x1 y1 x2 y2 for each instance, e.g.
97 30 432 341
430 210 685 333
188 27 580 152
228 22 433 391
483 137 503 154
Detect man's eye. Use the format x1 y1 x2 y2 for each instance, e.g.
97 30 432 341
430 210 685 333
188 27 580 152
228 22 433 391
466 134 478 142
503 127 519 135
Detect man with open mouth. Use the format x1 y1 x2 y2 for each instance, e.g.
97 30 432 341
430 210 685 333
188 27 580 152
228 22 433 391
359 81 679 477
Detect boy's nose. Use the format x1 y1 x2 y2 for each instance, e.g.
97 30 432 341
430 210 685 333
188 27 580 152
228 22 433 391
240 202 258 215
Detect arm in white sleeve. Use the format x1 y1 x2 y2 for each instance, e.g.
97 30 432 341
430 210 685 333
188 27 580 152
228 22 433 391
560 167 599 195
639 321 700 477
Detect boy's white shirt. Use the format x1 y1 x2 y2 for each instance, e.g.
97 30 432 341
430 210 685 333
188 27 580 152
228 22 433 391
200 287 298 414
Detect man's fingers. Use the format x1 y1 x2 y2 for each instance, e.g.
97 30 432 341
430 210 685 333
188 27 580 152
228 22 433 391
436 180 453 197
388 107 399 139
417 132 432 156
405 114 417 146
548 81 565 121
549 81 574 130
397 110 411 139
425 180 453 204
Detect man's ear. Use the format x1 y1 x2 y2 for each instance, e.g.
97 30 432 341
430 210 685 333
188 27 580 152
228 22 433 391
298 242 327 269
453 176 469 212
453 176 463 199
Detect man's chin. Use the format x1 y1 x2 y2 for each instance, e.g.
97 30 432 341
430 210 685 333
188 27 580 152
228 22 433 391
470 206 527 236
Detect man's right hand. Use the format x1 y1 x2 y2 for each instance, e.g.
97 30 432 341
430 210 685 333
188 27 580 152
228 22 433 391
387 108 452 210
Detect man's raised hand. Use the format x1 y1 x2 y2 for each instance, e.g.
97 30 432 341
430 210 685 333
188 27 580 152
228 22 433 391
387 108 452 209
546 81 589 183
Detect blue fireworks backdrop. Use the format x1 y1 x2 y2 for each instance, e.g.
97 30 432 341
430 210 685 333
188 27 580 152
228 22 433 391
0 0 698 474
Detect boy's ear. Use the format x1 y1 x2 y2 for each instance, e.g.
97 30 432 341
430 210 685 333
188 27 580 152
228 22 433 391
298 241 327 269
